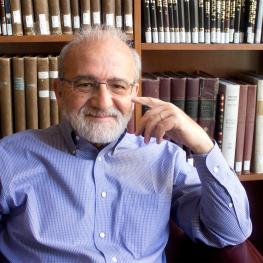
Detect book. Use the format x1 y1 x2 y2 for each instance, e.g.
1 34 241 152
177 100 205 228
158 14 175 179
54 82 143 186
4 0 12 35
24 56 38 129
162 0 171 43
71 0 80 34
156 0 165 42
215 91 225 149
115 0 123 30
210 0 216 42
196 72 219 138
215 0 221 43
224 0 230 43
10 0 23 35
172 0 180 42
219 79 240 169
60 0 72 34
234 82 248 175
239 0 246 42
33 0 50 35
204 0 210 43
90 0 100 27
168 0 175 43
243 83 257 174
184 0 191 43
49 56 59 126
37 57 50 129
21 0 35 35
149 0 158 43
143 0 152 43
229 0 235 42
198 0 205 42
220 0 225 43
0 57 13 137
153 72 171 102
48 0 62 34
234 0 241 43
178 0 186 42
190 0 199 43
0 0 7 35
169 73 186 110
247 0 258 43
12 57 26 132
255 0 263 43
102 0 115 27
80 0 91 30
123 0 133 36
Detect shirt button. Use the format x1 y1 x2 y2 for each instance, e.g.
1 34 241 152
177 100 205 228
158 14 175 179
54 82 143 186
101 192 107 198
228 203 233 208
98 157 102 161
213 166 219 173
75 135 80 141
112 256 117 262
99 232 105 238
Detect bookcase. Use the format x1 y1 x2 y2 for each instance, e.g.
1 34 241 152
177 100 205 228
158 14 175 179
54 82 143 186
0 2 263 182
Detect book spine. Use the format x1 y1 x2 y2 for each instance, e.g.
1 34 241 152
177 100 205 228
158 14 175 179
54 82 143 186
123 0 133 36
5 0 12 35
21 0 35 35
243 84 257 173
33 0 50 35
239 0 246 42
198 0 205 42
49 56 59 126
178 0 186 42
184 0 191 42
210 0 217 42
24 56 38 129
224 0 230 43
143 0 152 43
71 0 80 34
115 0 123 30
37 57 50 129
190 0 199 43
204 0 211 43
81 0 91 30
215 0 221 43
0 57 13 137
0 0 7 35
170 77 186 110
220 81 240 169
229 0 235 42
162 0 171 42
234 84 248 175
220 0 225 43
254 0 263 43
168 0 175 42
247 0 257 43
215 92 225 149
150 0 159 43
102 0 115 27
90 0 102 26
10 0 23 35
12 57 26 132
60 0 72 34
48 0 62 34
159 77 171 102
156 0 165 42
172 0 180 42
234 0 241 43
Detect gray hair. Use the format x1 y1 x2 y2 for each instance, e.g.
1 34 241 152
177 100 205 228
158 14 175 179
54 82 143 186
58 26 141 82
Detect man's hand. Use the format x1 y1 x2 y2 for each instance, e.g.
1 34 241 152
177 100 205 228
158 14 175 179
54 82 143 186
132 96 214 154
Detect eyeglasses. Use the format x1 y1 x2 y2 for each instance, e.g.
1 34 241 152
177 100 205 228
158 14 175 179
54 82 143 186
60 76 136 96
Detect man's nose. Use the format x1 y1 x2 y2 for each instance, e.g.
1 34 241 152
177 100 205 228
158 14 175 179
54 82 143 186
90 83 113 110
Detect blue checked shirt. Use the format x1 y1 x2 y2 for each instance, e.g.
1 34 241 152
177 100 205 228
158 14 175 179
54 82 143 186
0 121 252 263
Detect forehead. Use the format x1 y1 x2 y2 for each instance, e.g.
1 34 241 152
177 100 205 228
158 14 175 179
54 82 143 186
63 38 135 80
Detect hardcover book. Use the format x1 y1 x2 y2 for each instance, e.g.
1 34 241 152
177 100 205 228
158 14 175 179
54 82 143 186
60 0 72 34
48 0 62 34
21 0 35 35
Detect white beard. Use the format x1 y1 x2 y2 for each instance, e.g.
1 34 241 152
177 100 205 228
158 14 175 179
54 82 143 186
62 104 133 144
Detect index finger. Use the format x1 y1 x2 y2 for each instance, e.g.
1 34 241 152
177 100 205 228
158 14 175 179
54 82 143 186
132 96 166 108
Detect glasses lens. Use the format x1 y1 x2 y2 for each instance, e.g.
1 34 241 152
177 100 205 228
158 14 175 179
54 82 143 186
107 80 131 95
73 79 96 93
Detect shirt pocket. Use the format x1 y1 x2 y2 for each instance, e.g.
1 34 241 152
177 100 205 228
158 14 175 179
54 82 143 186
118 188 171 259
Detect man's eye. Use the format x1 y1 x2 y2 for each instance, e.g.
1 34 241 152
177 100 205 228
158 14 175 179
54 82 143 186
110 82 127 90
75 82 94 88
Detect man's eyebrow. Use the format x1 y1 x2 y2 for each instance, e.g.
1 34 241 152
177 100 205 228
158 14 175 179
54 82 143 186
73 75 97 80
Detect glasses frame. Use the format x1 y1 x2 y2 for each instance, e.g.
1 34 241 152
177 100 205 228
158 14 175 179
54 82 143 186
59 77 136 96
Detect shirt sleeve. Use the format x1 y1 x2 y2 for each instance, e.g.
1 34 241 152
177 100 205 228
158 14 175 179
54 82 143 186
170 142 252 248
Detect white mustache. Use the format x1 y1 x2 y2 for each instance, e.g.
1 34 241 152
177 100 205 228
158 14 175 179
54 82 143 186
81 107 121 118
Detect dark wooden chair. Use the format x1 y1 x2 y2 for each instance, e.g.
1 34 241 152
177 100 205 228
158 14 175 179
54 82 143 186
166 221 263 263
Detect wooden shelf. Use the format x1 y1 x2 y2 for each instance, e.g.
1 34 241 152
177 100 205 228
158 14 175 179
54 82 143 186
239 174 263 182
0 35 74 43
141 43 263 51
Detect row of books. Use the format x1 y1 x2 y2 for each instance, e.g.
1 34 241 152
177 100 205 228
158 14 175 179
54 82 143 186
142 71 263 174
0 0 133 36
0 55 135 140
142 0 263 44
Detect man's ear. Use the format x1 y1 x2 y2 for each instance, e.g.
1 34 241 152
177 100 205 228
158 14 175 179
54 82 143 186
133 82 139 96
53 79 62 106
